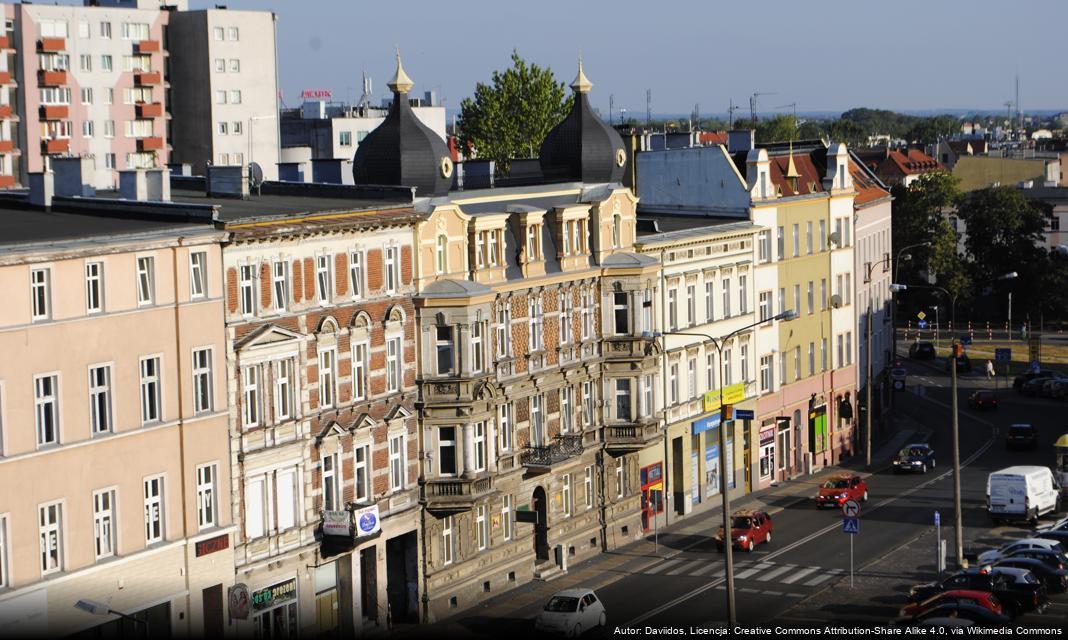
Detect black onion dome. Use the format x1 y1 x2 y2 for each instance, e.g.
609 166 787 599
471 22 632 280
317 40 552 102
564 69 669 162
539 61 626 184
352 54 452 197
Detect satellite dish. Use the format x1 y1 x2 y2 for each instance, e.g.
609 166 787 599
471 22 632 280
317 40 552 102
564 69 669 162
248 162 264 195
830 294 843 309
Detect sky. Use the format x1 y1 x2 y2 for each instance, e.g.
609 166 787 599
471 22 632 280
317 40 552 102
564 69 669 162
69 0 1068 116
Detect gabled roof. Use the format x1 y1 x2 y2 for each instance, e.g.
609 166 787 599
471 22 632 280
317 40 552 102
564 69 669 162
848 153 891 208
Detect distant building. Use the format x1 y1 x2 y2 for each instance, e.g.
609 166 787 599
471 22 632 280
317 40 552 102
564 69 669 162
932 139 988 170
854 147 942 186
951 155 1059 193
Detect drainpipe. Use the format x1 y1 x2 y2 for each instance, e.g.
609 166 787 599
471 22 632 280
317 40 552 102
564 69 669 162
658 249 670 528
172 240 193 630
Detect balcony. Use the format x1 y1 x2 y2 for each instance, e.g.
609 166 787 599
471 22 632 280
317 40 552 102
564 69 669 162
0 36 9 49
137 136 164 151
136 102 163 118
604 419 663 454
521 434 585 473
602 335 656 360
0 71 12 85
42 138 69 154
422 475 496 514
0 140 13 153
0 175 15 188
135 39 161 53
134 72 162 86
40 105 68 120
37 70 67 86
0 105 12 118
38 38 65 52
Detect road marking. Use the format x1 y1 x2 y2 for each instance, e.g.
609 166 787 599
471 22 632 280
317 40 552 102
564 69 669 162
691 562 722 577
666 559 706 576
781 566 818 584
734 563 773 580
803 573 837 587
756 565 796 582
763 590 783 596
786 592 805 598
644 557 686 575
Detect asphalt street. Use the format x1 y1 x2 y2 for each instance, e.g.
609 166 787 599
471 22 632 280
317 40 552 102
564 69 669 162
434 352 1068 635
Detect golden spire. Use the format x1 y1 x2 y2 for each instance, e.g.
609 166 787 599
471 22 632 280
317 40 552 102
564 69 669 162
785 139 800 179
388 47 414 94
571 54 592 94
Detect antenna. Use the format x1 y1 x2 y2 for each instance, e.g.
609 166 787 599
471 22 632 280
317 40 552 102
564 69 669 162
692 103 700 127
646 89 652 126
728 98 742 129
1015 73 1021 134
750 91 777 123
357 71 373 112
609 94 614 125
775 102 799 138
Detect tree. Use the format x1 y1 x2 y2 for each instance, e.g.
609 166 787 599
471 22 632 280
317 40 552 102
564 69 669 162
456 51 572 176
754 115 797 143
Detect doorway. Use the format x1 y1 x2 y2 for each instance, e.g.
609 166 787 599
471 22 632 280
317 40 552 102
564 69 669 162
533 486 549 562
386 532 419 624
202 584 223 638
360 547 378 624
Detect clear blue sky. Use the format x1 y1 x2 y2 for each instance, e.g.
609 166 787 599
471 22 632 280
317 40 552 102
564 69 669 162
78 1 1068 115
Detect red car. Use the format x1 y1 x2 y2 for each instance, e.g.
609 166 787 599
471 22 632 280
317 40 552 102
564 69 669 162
968 390 998 410
715 510 772 552
816 473 868 508
899 589 1004 618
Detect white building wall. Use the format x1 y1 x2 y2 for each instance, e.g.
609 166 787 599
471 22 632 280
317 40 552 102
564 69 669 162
855 198 893 388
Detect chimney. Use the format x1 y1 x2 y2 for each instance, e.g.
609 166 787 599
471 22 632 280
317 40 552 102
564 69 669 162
120 168 172 201
727 129 755 153
52 157 97 197
205 164 249 199
29 172 54 208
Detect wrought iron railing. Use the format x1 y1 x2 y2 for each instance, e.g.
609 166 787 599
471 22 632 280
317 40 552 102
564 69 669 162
521 434 584 467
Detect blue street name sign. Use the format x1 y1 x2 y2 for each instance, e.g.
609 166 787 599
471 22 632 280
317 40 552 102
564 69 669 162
734 409 755 420
995 348 1011 362
934 511 940 526
842 517 859 535
918 320 928 329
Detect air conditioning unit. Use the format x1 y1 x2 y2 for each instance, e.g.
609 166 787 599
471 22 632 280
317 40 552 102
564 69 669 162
830 294 843 309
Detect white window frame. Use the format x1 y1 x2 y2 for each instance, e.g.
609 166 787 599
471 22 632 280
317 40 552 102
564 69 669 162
562 474 573 517
354 444 371 503
316 254 332 304
272 260 288 311
496 303 512 358
139 356 162 425
471 321 484 374
93 489 116 560
85 261 104 313
143 475 164 545
0 514 8 587
442 515 454 565
192 347 213 414
241 365 260 428
352 341 368 401
473 422 487 473
321 453 339 512
318 348 337 409
34 373 59 447
349 250 364 300
582 381 593 427
498 402 513 451
384 246 398 294
387 337 402 392
39 501 63 575
189 251 207 299
616 458 625 499
88 364 112 435
560 386 573 434
274 359 294 422
585 466 594 510
389 434 406 491
136 256 154 306
502 495 513 541
196 464 217 530
31 267 50 321
476 505 487 551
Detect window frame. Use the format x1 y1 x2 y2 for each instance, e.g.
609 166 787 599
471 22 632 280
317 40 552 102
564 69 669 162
139 355 163 425
85 261 104 314
92 488 116 560
196 464 217 530
31 267 51 321
136 256 155 306
143 475 165 546
88 363 113 435
192 347 214 414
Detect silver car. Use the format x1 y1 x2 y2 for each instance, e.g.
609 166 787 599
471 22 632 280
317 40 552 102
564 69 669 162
534 588 607 637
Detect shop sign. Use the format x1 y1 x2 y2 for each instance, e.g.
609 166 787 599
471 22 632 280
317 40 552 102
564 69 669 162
691 413 721 435
322 510 352 537
195 533 229 557
228 583 250 620
759 426 776 446
251 578 296 611
703 383 746 412
355 504 381 538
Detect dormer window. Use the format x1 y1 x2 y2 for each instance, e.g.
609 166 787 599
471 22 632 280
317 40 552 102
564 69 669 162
612 214 622 249
760 171 768 198
525 224 542 261
839 163 847 189
436 234 448 274
573 220 584 254
562 222 572 256
487 231 498 266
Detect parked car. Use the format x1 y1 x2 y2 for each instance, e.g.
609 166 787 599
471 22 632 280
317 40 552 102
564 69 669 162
893 443 937 474
988 566 1050 615
1022 376 1056 397
910 341 937 360
899 590 1004 619
1040 377 1068 398
968 390 999 411
987 466 1060 524
895 602 1011 628
977 538 1063 566
816 473 869 508
945 353 972 372
1034 529 1068 547
715 510 772 552
994 557 1068 593
1015 370 1060 392
917 617 976 629
907 568 1047 616
1035 516 1068 535
534 589 607 637
1005 424 1038 450
1004 548 1068 571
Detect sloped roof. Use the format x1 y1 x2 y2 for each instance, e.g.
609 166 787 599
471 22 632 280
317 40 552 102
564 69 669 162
848 155 891 208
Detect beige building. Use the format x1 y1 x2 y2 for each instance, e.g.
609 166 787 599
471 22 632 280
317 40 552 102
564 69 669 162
0 168 234 637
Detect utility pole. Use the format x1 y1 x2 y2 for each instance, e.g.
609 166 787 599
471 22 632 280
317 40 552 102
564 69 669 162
646 89 652 126
609 94 615 126
951 341 964 568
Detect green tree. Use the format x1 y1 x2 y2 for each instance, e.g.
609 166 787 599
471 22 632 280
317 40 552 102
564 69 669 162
456 51 572 176
754 115 797 143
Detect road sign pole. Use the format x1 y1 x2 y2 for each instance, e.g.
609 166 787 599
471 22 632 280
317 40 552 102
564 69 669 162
850 534 854 589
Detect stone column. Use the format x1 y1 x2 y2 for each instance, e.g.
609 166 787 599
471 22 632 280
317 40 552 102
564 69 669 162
462 423 476 478
487 418 498 473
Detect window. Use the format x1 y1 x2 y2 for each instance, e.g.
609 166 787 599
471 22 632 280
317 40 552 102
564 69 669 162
585 466 594 510
80 54 92 72
31 268 50 321
792 224 799 257
230 90 242 105
687 358 697 398
705 281 714 322
35 375 59 446
228 26 239 41
0 516 6 587
758 230 770 262
139 357 161 424
560 293 572 344
99 21 112 38
612 214 622 248
821 337 828 371
101 54 112 72
435 234 447 273
528 296 543 350
739 275 748 314
758 291 771 322
182 251 207 300
104 120 115 138
435 326 453 376
438 426 457 476
387 337 401 392
471 322 484 373
476 505 488 550
806 222 813 254
79 21 90 38
581 289 593 340
721 278 731 318
196 465 217 529
562 474 573 517
837 334 844 369
685 285 695 326
741 344 749 382
192 348 213 414
218 122 228 136
667 288 678 330
776 226 785 260
499 402 513 451
778 287 786 316
88 365 112 434
560 386 573 434
39 86 71 105
124 119 153 138
531 394 544 446
232 121 242 135
122 54 151 73
316 255 332 304
121 22 149 41
238 264 255 316
349 251 364 299
389 435 405 490
319 349 336 408
230 59 240 72
706 353 715 390
384 246 398 293
215 58 226 73
496 303 512 358
270 260 288 311
794 284 801 316
780 353 787 389
668 363 678 405
322 454 339 511
143 476 164 544
809 342 815 376
274 360 294 422
242 366 260 428
724 348 733 386
473 422 487 472
616 457 626 498
820 278 827 310
613 291 630 335
215 90 227 105
760 355 772 392
82 120 95 138
137 256 155 305
807 281 814 315
213 26 224 41
39 502 62 575
642 374 654 417
354 445 370 502
502 495 514 541
582 382 593 428
846 332 853 365
794 346 802 381
245 478 265 539
642 289 653 333
80 87 94 106
93 490 115 559
276 469 298 531
352 342 368 401
442 516 454 565
39 20 69 38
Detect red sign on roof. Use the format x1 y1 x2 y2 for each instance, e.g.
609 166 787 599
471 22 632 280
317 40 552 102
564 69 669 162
300 89 333 99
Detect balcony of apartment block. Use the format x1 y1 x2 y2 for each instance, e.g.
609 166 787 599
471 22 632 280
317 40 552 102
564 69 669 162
137 136 164 151
37 38 65 53
135 40 160 53
422 474 496 514
40 104 68 120
0 104 14 119
42 138 69 154
37 70 67 86
134 71 162 86
0 36 10 49
136 102 163 118
0 139 15 153
521 434 586 474
603 417 663 455
0 174 16 188
602 333 657 361
0 70 14 86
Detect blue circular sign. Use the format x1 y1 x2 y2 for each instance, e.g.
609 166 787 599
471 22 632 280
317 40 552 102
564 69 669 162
358 511 378 533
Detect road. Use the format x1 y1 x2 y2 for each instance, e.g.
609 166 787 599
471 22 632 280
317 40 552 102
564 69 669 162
435 353 1068 634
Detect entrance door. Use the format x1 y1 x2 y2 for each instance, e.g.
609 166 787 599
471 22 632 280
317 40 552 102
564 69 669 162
360 547 378 623
202 584 223 638
533 486 549 562
640 462 664 532
386 532 419 624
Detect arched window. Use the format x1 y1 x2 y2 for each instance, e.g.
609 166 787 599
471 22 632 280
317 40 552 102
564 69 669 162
436 234 448 274
612 214 622 249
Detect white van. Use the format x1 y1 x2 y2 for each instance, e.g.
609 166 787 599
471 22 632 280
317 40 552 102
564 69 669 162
987 466 1061 524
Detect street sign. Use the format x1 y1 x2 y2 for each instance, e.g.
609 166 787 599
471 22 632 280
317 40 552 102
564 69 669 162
842 517 860 535
934 510 940 526
918 320 928 329
995 348 1012 362
917 311 926 321
734 409 755 420
842 499 861 517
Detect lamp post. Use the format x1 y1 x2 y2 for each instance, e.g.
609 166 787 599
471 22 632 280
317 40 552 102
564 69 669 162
863 253 906 469
655 308 797 627
74 600 149 638
891 242 930 361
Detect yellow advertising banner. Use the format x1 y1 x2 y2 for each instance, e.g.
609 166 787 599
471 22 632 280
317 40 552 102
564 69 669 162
703 383 746 412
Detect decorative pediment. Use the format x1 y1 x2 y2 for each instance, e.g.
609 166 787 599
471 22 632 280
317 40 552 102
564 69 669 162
383 403 413 423
474 380 498 401
234 323 303 353
350 413 376 431
314 315 341 335
315 419 347 444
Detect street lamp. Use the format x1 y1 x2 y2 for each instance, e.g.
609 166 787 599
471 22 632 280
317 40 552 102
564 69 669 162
654 308 797 627
862 254 906 469
74 600 149 637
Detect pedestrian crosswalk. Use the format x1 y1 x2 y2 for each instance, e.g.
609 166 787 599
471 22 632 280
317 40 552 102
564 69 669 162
641 556 845 588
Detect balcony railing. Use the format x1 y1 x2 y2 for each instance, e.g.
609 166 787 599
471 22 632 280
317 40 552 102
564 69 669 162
0 175 16 188
137 136 164 151
0 71 12 85
37 70 67 86
0 105 13 118
603 335 655 360
40 105 69 120
135 72 162 86
42 138 69 154
136 102 163 118
422 475 495 513
135 40 160 53
38 38 65 52
604 420 663 453
0 140 13 153
521 434 585 471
